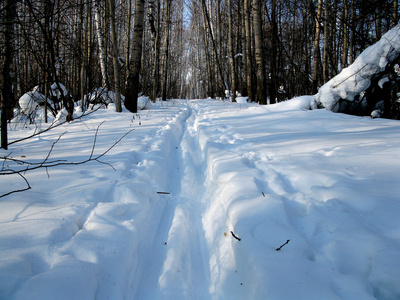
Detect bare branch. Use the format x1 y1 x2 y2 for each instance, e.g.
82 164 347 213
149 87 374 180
0 172 31 198
0 125 135 198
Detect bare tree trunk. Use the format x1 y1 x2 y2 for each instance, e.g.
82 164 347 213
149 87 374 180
349 0 355 64
202 3 214 98
162 0 172 101
394 0 398 27
94 0 109 88
270 0 278 104
201 0 228 93
108 0 122 112
342 0 348 69
253 0 266 104
125 0 145 113
375 5 382 41
81 0 90 110
151 0 161 100
244 0 253 102
312 0 323 94
241 0 247 97
228 0 236 102
1 0 16 150
323 0 331 83
125 0 132 77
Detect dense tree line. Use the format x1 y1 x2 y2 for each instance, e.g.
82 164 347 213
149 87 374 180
0 0 399 147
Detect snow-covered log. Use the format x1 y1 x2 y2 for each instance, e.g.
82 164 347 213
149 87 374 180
313 25 400 118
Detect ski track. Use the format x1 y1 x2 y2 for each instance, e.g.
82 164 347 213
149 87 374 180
136 103 212 299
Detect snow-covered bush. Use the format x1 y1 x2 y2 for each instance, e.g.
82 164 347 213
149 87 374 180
50 82 68 99
313 25 400 118
86 87 124 106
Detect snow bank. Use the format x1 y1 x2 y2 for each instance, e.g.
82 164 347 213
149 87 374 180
138 96 152 110
314 25 400 111
18 90 43 114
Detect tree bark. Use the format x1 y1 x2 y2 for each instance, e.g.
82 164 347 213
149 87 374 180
201 2 214 98
312 0 323 94
125 0 132 78
228 0 236 102
152 0 161 100
125 0 146 113
244 0 253 102
1 0 17 150
270 0 278 104
323 0 331 83
94 0 109 88
253 0 266 104
162 0 172 101
342 0 348 69
108 0 122 112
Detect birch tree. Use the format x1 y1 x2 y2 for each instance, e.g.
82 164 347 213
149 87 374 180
162 0 172 101
312 0 323 94
94 0 109 88
228 0 236 102
253 0 266 104
108 0 122 112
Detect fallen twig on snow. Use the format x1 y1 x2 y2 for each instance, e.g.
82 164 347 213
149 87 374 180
276 239 290 251
230 231 241 241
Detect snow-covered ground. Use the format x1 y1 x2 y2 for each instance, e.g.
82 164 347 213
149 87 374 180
1 98 400 300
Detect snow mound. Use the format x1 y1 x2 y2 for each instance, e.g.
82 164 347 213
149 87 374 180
236 96 248 104
18 91 43 114
313 25 400 111
138 96 152 110
87 88 123 105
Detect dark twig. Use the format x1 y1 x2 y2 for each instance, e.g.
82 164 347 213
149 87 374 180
0 172 31 198
230 231 241 241
276 239 290 251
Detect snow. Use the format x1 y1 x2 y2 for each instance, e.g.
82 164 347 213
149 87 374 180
137 96 152 110
18 91 42 114
314 24 400 112
50 83 69 99
1 98 400 299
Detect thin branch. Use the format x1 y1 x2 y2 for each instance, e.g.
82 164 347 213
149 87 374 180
230 231 241 241
0 125 135 198
0 172 31 198
276 239 290 251
7 105 103 147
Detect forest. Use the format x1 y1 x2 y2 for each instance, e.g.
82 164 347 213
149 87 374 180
0 0 399 135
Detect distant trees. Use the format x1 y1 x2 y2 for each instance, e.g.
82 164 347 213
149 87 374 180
0 0 399 146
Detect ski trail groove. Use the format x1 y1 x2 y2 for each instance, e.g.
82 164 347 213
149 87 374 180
135 104 211 299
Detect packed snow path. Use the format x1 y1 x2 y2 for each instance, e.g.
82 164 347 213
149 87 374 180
1 99 400 299
136 104 212 299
